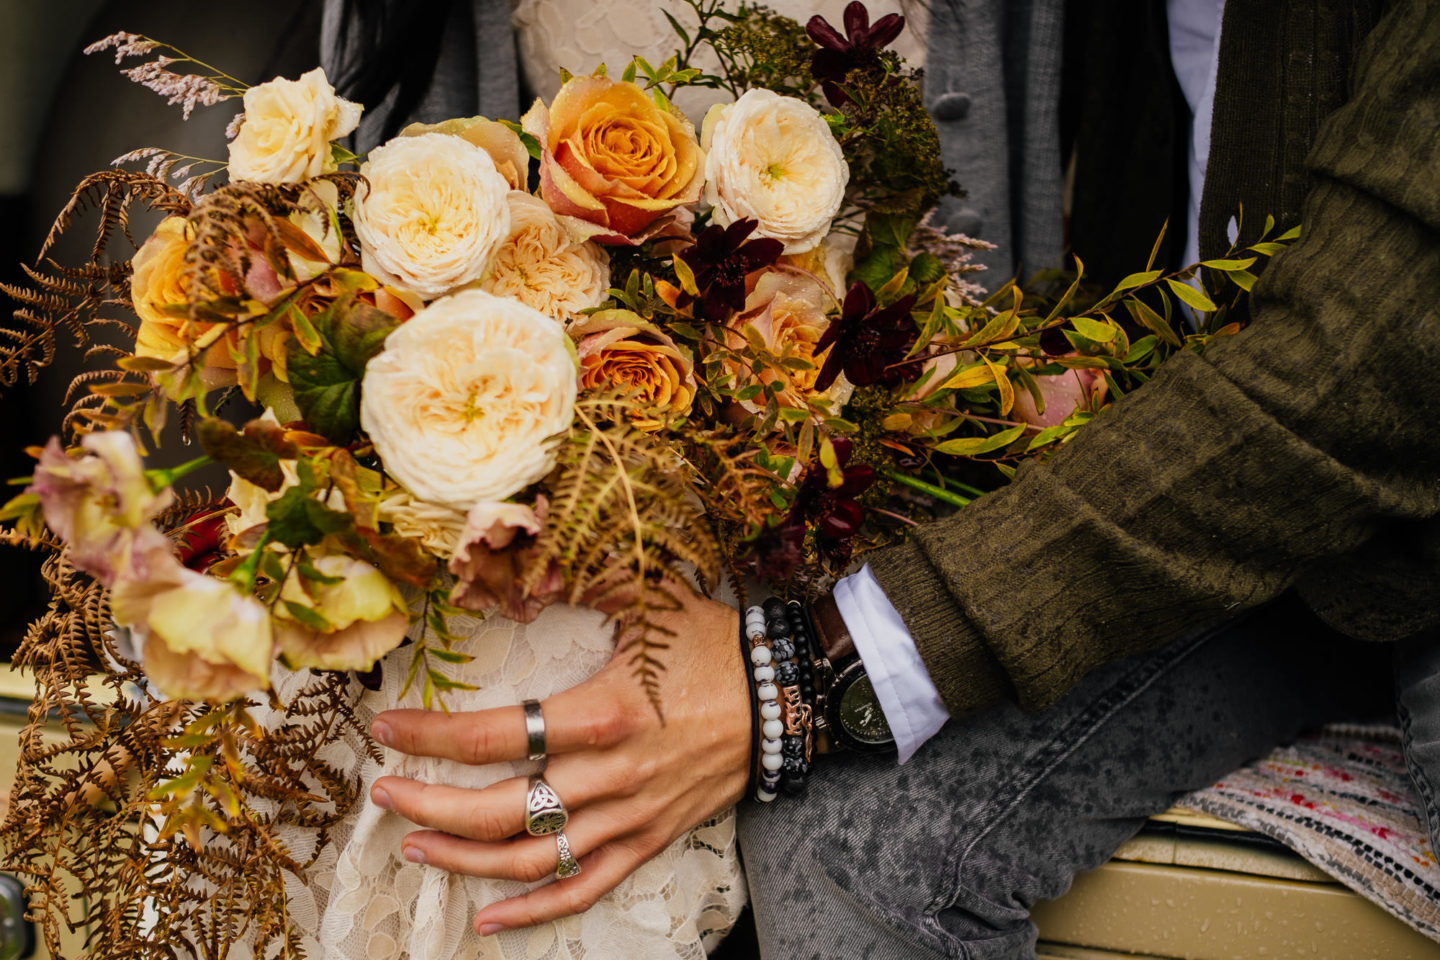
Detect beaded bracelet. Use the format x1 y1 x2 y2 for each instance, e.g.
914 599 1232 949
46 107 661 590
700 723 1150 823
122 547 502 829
743 604 785 803
740 607 762 800
783 600 816 794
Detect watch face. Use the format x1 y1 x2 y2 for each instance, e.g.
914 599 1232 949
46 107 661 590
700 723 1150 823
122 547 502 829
836 673 894 747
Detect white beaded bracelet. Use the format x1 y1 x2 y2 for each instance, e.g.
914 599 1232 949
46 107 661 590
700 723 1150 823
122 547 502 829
745 605 782 802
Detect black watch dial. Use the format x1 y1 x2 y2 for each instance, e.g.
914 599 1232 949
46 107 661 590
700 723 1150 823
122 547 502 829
829 664 894 751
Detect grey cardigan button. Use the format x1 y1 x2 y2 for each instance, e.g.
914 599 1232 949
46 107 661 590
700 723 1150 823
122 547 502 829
946 207 984 237
930 92 972 121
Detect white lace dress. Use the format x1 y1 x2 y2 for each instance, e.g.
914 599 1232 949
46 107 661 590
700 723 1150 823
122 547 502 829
276 5 928 957
277 603 744 960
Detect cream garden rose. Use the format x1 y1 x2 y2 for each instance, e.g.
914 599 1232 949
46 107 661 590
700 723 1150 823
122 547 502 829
377 489 468 558
702 89 849 254
481 191 610 323
360 290 578 510
398 117 531 190
352 132 512 300
227 67 362 184
131 216 241 382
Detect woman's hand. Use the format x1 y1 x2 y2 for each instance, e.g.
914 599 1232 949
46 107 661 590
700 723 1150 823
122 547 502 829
367 590 750 936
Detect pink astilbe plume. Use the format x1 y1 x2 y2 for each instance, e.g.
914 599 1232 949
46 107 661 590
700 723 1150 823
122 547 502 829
119 61 227 120
83 31 160 63
84 31 242 120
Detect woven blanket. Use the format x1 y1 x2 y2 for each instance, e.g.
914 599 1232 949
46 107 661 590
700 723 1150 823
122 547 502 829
1181 725 1440 941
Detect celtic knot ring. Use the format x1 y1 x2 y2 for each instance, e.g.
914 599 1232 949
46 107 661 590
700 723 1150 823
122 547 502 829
524 775 569 836
554 831 582 879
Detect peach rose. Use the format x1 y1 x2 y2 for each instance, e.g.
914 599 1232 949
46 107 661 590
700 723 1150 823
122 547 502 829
1013 359 1110 428
481 191 610 323
572 310 696 430
522 76 704 242
132 216 241 381
398 117 532 190
727 267 850 412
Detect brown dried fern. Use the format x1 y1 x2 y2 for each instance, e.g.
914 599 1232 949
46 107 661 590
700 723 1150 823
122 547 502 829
0 170 186 392
0 504 377 960
520 396 721 716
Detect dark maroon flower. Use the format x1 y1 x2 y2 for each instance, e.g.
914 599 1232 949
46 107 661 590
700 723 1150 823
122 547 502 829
814 282 919 390
754 437 877 576
807 2 906 105
678 219 785 323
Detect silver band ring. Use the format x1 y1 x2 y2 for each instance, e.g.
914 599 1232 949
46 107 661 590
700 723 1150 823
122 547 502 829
524 775 569 836
522 699 546 762
555 831 582 879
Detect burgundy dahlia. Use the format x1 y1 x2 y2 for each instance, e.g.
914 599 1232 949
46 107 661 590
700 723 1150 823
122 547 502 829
678 219 785 323
806 2 906 105
814 282 919 391
754 437 877 577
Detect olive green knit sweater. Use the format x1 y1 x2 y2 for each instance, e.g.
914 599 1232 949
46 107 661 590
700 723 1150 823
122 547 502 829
870 0 1440 716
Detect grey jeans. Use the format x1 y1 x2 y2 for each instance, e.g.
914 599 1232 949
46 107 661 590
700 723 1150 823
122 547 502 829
736 596 1392 959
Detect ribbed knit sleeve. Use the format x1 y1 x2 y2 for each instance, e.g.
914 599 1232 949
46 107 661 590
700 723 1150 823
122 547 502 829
870 0 1440 716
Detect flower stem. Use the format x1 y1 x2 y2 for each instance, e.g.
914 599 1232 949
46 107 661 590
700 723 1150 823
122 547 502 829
228 530 271 594
145 454 212 492
886 469 972 508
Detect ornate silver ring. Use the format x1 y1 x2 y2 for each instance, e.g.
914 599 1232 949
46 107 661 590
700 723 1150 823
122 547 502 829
524 775 568 836
522 699 546 762
554 831 582 879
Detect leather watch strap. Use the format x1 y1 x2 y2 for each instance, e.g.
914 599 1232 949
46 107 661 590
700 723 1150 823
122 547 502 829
810 593 857 663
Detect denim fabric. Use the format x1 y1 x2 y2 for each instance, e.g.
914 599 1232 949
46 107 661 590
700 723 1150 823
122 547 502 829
736 596 1391 959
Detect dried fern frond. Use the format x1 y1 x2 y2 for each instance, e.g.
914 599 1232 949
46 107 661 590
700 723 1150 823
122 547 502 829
180 175 361 315
0 504 375 960
0 171 188 392
521 396 721 715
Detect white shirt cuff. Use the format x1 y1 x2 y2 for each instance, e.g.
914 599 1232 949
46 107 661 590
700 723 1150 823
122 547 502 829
832 564 950 763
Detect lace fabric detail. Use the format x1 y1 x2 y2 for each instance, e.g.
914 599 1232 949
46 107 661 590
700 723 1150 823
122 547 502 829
273 601 745 960
511 0 927 122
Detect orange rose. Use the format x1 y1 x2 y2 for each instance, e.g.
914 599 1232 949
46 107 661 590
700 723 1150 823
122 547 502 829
522 76 704 242
572 310 696 430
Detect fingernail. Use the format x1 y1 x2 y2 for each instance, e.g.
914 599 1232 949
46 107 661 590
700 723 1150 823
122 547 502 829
403 845 426 864
371 719 393 746
477 922 504 936
371 786 393 811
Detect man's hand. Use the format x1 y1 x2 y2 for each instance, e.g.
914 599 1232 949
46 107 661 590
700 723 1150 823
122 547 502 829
366 590 750 936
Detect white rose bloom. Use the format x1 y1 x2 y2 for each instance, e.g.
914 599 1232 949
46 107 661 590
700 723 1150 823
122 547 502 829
481 191 610 324
353 133 512 300
227 67 362 184
702 89 850 254
360 290 577 510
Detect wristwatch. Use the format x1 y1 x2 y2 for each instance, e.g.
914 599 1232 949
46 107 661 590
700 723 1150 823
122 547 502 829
806 594 895 754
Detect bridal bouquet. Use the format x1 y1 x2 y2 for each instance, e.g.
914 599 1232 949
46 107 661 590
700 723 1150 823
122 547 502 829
0 2 1294 956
